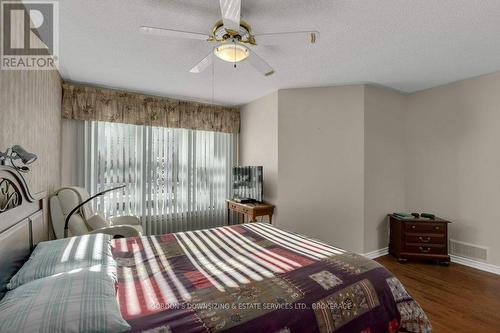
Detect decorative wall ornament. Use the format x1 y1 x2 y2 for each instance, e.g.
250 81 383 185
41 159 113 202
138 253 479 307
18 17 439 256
61 83 240 133
0 178 21 213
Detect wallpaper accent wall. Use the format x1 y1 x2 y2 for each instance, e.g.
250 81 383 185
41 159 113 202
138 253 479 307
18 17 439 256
0 69 62 238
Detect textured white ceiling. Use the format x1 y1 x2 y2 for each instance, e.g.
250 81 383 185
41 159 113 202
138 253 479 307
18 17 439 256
59 0 500 106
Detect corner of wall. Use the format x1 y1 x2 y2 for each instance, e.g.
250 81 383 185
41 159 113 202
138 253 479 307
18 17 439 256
363 84 407 254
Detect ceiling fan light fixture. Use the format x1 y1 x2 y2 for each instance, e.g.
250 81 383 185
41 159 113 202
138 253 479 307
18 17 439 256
214 43 249 63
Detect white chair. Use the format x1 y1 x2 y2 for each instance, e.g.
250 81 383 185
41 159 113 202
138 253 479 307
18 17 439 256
50 187 143 239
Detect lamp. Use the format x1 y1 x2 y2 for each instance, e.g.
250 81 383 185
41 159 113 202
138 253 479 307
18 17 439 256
63 185 126 238
12 145 37 164
214 41 249 63
0 145 38 172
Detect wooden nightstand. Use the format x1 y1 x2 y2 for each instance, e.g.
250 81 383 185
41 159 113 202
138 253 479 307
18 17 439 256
389 214 451 265
226 200 274 225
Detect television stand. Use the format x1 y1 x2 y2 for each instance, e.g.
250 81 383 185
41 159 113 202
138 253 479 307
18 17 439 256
226 199 275 225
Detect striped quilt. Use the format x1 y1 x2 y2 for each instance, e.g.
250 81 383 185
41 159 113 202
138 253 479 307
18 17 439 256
111 223 431 333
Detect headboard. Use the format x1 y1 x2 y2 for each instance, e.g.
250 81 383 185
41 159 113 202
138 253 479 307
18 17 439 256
0 165 46 299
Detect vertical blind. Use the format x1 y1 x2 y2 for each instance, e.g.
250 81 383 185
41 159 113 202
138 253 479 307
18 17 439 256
86 121 237 235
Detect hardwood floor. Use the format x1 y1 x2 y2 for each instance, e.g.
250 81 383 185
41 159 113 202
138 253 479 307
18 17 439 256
375 255 500 333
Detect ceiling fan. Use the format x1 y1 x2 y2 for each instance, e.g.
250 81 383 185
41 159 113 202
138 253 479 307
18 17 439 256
139 0 319 76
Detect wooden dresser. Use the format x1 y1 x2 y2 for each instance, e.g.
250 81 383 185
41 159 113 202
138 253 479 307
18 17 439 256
388 214 451 265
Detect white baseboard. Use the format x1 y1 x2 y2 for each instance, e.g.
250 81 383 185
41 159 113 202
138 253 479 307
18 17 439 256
450 255 500 275
363 247 388 259
362 247 500 275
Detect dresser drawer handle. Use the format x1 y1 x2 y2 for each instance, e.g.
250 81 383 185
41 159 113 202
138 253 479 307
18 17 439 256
411 225 416 229
419 246 431 253
418 236 431 243
435 226 440 231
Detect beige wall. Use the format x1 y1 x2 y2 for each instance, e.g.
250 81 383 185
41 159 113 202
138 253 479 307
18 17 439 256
364 86 406 252
274 85 406 254
239 92 278 214
0 69 62 238
240 75 500 265
406 72 500 266
277 86 366 253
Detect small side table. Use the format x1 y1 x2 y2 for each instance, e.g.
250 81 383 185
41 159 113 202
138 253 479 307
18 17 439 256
388 214 451 265
226 200 275 225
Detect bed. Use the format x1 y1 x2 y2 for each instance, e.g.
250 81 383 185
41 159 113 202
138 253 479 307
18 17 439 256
111 223 431 333
0 165 431 333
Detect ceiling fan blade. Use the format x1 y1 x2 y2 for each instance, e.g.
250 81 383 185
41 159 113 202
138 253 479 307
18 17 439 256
140 26 209 40
247 49 274 76
189 51 213 73
254 31 320 45
219 0 241 33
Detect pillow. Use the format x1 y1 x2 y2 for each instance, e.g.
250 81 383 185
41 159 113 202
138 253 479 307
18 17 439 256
7 233 116 290
0 268 131 333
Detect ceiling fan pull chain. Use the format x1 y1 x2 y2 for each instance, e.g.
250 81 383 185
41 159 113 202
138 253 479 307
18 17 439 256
234 40 237 68
211 60 215 104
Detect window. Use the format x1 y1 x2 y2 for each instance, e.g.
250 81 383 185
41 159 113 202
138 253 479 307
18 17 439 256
86 121 237 235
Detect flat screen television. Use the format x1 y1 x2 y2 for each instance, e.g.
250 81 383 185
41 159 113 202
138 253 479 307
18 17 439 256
232 166 263 202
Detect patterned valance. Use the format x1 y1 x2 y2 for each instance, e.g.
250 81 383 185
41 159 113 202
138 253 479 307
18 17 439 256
61 83 240 133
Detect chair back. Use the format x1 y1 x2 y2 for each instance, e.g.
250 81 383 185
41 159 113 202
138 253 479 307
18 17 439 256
49 187 95 238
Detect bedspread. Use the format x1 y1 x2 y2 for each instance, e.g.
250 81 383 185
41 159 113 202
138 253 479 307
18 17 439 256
111 223 431 333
